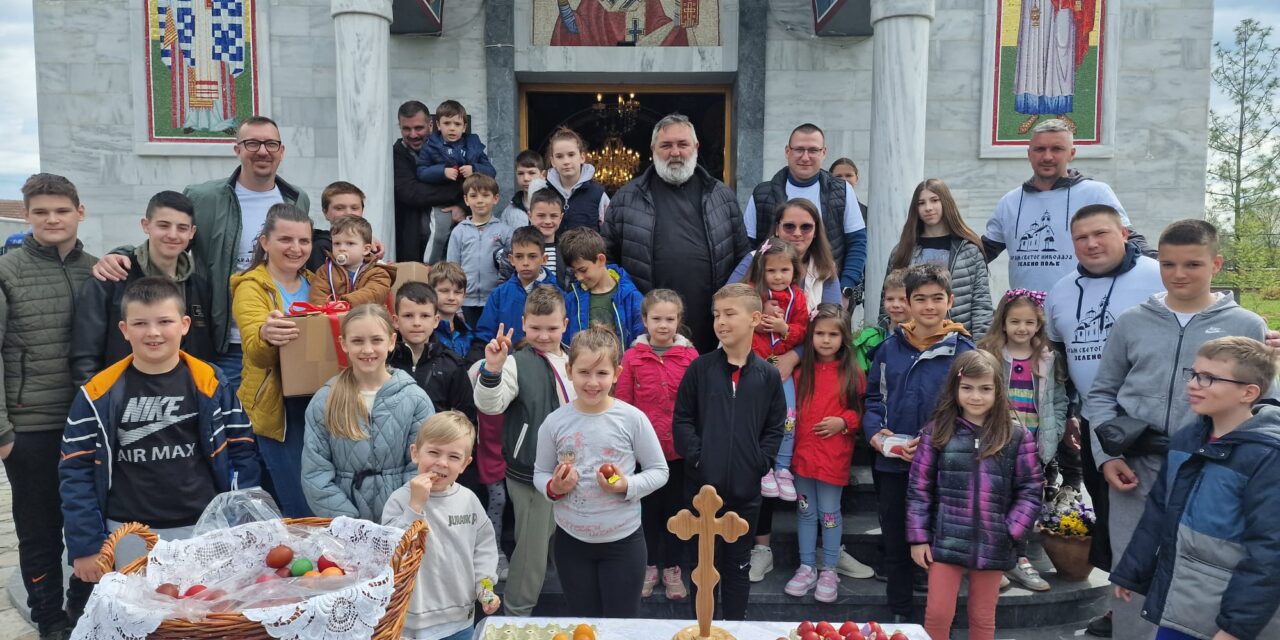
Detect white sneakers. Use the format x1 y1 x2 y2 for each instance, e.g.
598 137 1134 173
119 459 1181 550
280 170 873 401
749 544 774 582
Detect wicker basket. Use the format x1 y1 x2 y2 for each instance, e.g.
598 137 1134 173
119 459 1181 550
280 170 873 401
94 517 428 640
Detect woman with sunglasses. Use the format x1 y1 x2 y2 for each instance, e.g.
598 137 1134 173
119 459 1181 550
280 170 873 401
882 178 992 338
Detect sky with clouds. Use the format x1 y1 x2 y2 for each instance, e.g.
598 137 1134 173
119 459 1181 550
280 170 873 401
0 1 1278 200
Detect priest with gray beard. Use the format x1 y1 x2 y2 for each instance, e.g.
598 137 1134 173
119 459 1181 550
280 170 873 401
604 114 750 352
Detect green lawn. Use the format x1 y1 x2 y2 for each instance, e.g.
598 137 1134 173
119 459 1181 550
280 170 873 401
1238 292 1280 330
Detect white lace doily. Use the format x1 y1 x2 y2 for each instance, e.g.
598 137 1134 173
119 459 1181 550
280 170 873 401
73 517 408 640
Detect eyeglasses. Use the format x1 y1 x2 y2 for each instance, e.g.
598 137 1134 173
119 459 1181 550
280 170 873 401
238 139 282 153
780 222 815 235
787 146 825 157
1182 368 1253 388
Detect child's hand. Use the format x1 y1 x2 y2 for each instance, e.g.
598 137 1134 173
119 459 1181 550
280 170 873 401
1113 585 1132 602
764 300 781 316
73 554 105 583
460 165 474 178
483 324 515 374
479 589 501 614
370 240 386 261
762 314 788 334
444 167 460 181
910 544 932 570
549 462 579 496
899 436 921 462
813 416 846 439
408 471 438 512
596 467 629 495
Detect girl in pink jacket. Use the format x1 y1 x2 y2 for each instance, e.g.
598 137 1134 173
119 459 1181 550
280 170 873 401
616 289 698 602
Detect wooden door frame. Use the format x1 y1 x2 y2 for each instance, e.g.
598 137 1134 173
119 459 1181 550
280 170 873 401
518 82 735 189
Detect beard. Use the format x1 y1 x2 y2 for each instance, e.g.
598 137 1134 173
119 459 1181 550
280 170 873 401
654 150 698 185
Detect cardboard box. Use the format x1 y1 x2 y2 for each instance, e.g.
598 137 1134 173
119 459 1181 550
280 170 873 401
387 262 431 312
279 306 348 397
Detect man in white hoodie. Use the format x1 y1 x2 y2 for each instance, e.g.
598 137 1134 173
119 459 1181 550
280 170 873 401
983 118 1151 294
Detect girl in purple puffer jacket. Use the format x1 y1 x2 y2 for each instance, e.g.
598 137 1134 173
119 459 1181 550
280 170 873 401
905 350 1043 640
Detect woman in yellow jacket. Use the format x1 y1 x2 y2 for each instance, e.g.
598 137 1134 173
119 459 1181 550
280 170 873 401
230 203 316 517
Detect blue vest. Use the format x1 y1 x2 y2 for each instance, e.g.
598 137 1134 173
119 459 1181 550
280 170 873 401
559 180 608 233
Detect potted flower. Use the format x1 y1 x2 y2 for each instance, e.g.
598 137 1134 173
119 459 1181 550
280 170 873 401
1038 498 1096 581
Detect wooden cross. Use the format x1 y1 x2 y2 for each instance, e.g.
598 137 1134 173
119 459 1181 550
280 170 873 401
668 485 750 640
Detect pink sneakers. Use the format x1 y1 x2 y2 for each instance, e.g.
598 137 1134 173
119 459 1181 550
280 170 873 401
776 469 797 501
641 565 658 598
784 565 818 597
814 569 840 603
662 567 688 600
761 470 780 498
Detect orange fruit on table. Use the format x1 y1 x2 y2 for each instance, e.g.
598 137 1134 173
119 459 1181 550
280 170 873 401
573 623 596 640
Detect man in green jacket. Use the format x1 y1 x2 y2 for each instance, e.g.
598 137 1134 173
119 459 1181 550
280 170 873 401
0 174 97 640
91 116 310 392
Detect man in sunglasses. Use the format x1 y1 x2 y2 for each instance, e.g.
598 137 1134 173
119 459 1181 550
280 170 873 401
1080 218 1268 640
89 115 309 393
742 123 867 306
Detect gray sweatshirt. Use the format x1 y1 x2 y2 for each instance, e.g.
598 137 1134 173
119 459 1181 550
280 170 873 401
446 216 513 307
382 482 498 639
532 400 669 543
1083 292 1269 467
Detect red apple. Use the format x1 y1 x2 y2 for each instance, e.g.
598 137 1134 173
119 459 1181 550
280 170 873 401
155 583 180 598
182 584 206 598
316 555 339 572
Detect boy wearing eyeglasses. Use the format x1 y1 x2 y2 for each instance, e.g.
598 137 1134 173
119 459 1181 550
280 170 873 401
1083 219 1268 640
1110 336 1280 640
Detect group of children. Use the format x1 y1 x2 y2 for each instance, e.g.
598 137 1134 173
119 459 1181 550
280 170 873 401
3 139 1278 640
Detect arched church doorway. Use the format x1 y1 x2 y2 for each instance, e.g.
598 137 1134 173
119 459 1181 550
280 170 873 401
519 84 732 194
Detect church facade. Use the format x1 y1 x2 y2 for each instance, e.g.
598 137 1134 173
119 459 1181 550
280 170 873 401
32 0 1214 292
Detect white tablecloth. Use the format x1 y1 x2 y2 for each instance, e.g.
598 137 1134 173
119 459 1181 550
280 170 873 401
474 616 930 640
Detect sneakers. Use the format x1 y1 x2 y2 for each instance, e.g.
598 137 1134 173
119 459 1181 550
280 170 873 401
784 565 818 597
761 470 780 498
1085 611 1113 637
1006 558 1051 591
999 573 1011 589
642 565 659 598
814 569 840 603
662 566 688 600
776 469 797 502
823 545 874 579
497 552 510 582
749 544 774 582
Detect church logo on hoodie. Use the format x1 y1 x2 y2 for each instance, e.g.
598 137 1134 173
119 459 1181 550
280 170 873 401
1073 294 1116 344
1018 211 1060 253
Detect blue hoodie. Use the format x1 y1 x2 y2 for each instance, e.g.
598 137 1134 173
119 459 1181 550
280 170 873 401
563 263 645 348
475 267 559 344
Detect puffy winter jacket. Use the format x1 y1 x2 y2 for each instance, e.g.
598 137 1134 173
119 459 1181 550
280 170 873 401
750 168 866 288
59 352 259 560
882 237 992 338
307 254 396 307
414 131 496 184
603 165 749 294
230 265 314 442
563 264 645 348
615 334 698 461
301 368 435 521
475 267 558 345
863 325 976 473
69 242 216 387
387 337 476 422
905 419 1043 571
183 168 309 352
673 350 787 506
548 165 609 233
0 234 95 445
1111 403 1280 640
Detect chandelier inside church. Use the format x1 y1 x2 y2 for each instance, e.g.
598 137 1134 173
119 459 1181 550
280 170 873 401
587 135 640 191
586 92 642 191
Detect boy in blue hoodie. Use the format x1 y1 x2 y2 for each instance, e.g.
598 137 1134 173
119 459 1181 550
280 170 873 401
1111 337 1280 640
862 263 975 621
1084 219 1269 640
477 226 558 345
60 277 259 582
559 227 644 348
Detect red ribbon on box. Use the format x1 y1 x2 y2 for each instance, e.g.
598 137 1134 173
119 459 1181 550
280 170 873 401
287 300 351 368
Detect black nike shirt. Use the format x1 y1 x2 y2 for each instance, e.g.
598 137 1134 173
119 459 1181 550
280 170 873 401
106 360 217 528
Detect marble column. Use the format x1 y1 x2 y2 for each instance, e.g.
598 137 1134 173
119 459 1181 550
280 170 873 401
864 0 934 323
332 0 394 256
486 0 516 204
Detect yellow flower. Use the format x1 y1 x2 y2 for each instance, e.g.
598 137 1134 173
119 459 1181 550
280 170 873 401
1059 513 1088 536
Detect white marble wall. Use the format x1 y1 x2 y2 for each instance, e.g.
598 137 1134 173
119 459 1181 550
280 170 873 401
763 0 1215 295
